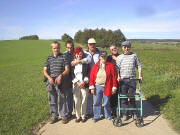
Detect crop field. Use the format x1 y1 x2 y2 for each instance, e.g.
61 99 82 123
0 40 180 134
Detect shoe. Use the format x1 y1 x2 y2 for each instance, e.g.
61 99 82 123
50 117 58 124
122 115 128 121
81 118 86 123
67 113 73 119
62 117 68 124
75 118 81 123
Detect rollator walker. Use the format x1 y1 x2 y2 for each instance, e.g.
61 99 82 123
113 79 144 127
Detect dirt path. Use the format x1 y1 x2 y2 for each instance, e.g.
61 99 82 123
38 99 178 135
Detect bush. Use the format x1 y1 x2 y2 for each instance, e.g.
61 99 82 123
19 35 39 40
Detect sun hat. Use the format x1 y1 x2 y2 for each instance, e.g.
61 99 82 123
88 38 96 44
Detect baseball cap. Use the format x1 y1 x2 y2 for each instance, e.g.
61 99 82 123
88 38 96 44
100 51 108 57
121 41 131 47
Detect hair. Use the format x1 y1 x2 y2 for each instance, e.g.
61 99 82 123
65 40 74 48
109 45 117 50
73 46 84 58
51 41 60 47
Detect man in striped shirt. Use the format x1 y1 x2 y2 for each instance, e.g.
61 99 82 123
43 41 70 124
116 41 142 121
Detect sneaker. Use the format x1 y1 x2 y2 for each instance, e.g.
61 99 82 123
62 117 68 124
122 115 128 121
50 117 58 124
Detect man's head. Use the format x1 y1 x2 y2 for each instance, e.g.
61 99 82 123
121 41 131 55
51 41 60 56
99 51 108 64
65 40 74 54
109 45 118 55
87 38 96 52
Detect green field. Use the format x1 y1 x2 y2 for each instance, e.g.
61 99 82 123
0 40 180 134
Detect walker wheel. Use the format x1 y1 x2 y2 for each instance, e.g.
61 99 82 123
113 118 122 127
135 117 144 128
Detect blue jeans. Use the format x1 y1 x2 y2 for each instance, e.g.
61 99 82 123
48 84 69 117
66 87 73 115
120 79 137 116
93 85 111 119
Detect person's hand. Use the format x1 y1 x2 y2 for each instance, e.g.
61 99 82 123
55 74 62 85
71 59 80 66
91 89 95 95
117 76 121 82
139 76 143 82
48 77 54 85
112 89 117 95
77 81 85 89
112 55 117 61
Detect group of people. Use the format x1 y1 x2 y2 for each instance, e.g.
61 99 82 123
43 38 143 124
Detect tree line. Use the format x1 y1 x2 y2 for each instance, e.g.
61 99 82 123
19 28 126 47
61 28 126 47
19 35 39 40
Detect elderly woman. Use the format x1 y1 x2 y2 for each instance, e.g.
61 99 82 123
71 46 90 123
89 51 117 122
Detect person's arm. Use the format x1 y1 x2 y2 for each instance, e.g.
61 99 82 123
43 67 54 85
111 64 117 94
56 55 70 85
135 54 143 81
116 56 121 82
71 53 92 66
89 66 96 95
55 66 70 85
138 69 143 81
80 54 92 64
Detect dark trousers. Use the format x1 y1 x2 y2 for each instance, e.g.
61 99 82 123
120 79 137 116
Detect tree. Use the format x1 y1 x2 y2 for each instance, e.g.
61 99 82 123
19 35 39 40
74 28 126 47
61 33 73 42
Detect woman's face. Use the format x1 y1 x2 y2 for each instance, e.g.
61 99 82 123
75 51 83 60
100 56 107 64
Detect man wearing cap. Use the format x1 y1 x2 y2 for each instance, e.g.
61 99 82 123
116 41 143 120
89 51 117 122
84 38 101 117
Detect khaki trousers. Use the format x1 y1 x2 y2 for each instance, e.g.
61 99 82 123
73 84 88 118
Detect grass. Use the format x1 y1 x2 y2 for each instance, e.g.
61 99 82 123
131 42 180 132
0 40 67 135
0 40 180 134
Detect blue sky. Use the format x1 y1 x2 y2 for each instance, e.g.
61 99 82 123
0 0 180 40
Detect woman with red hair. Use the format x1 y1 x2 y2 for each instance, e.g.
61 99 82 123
71 46 90 123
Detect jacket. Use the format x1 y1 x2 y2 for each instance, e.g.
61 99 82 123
89 61 117 97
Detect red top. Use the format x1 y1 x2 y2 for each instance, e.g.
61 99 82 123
89 61 117 97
